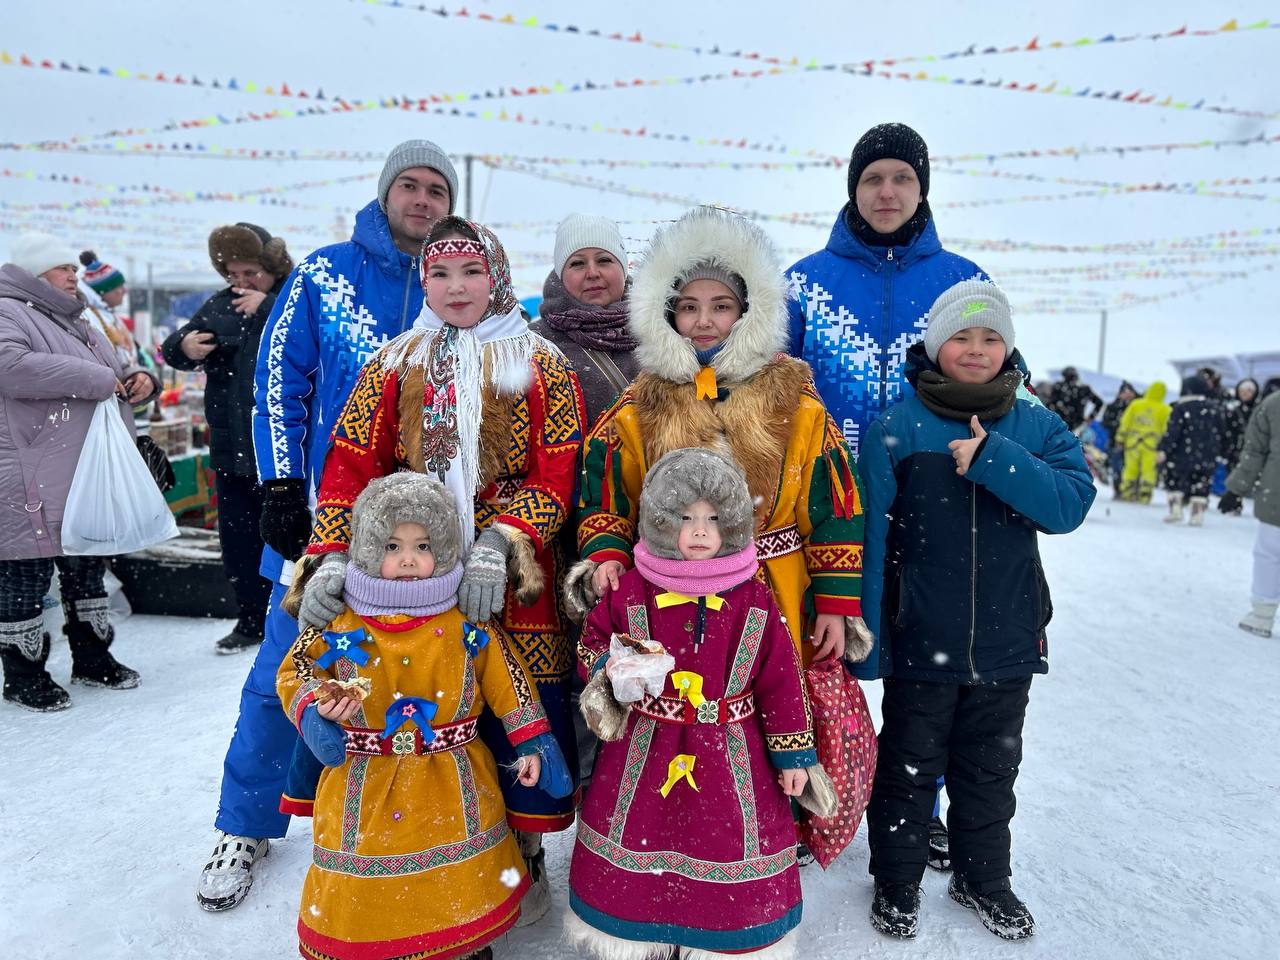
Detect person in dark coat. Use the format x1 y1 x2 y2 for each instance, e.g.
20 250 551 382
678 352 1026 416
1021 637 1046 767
1158 374 1225 526
859 281 1094 942
1101 381 1138 494
161 223 293 653
1046 366 1103 432
1222 377 1259 477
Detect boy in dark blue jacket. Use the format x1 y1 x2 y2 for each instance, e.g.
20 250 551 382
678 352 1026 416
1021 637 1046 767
858 280 1095 941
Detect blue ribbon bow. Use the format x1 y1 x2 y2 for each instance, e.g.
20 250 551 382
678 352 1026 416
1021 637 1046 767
316 628 370 670
462 622 491 658
380 696 438 744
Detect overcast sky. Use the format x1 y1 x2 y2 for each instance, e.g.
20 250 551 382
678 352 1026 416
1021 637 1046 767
3 0 1277 384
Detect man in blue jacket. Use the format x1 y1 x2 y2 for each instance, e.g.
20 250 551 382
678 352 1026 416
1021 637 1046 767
787 122 987 463
196 139 459 912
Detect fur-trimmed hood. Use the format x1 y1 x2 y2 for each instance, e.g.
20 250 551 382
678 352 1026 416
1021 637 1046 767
348 472 462 576
630 206 787 385
207 222 294 281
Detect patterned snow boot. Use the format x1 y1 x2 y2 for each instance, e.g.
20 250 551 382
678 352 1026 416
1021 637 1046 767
870 880 920 939
1188 496 1208 526
513 830 551 926
1239 601 1278 638
948 875 1036 941
0 620 71 712
196 832 270 911
63 598 139 689
927 815 952 871
1163 491 1185 523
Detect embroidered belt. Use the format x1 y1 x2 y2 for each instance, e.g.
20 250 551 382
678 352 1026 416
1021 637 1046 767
634 691 755 726
755 524 801 561
343 716 479 757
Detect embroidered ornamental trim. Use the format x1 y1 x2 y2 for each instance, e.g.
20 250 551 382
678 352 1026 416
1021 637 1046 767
314 819 510 877
765 730 816 753
755 524 802 561
725 724 761 858
608 716 656 844
576 821 796 883
424 238 486 266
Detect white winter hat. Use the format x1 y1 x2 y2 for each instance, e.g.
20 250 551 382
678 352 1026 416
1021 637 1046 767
923 279 1015 363
553 214 627 278
9 232 79 279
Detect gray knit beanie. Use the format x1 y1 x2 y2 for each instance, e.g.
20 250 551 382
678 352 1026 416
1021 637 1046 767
923 280 1015 362
348 472 462 576
553 214 627 278
639 448 755 560
377 140 460 214
675 260 748 307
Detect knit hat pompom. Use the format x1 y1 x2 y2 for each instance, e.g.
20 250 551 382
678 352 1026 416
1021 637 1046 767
847 122 930 201
922 280 1015 363
638 448 755 560
347 473 463 577
79 249 126 295
553 213 627 278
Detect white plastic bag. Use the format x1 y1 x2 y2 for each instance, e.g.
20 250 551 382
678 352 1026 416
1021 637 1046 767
62 400 180 556
605 632 675 703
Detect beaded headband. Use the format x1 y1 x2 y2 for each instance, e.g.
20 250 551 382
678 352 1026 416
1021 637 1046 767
424 238 487 267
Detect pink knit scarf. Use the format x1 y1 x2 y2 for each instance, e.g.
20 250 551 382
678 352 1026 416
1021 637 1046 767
632 540 759 596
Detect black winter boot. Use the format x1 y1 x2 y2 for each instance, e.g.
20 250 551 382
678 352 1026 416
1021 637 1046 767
214 618 265 655
0 622 71 712
63 599 139 689
870 880 920 939
927 815 952 871
949 875 1036 940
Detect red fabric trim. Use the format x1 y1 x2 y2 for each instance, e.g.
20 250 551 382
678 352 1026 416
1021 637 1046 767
306 542 348 556
297 875 527 960
814 595 862 617
279 795 314 818
355 613 433 633
498 514 543 551
506 716 551 746
585 548 632 567
506 810 576 833
293 690 318 729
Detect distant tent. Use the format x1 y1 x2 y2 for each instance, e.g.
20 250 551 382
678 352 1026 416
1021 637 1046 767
1168 351 1280 389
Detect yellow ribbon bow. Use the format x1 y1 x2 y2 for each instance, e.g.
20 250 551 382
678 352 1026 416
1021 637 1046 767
669 671 706 708
660 754 700 798
694 365 718 400
655 591 724 611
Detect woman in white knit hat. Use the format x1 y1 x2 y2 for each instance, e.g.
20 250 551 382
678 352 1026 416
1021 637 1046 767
531 213 637 427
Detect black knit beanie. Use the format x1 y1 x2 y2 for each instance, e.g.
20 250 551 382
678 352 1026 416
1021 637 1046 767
845 122 932 249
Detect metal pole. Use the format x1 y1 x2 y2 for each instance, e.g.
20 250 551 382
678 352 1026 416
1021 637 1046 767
1097 309 1107 374
464 154 474 219
145 261 155 351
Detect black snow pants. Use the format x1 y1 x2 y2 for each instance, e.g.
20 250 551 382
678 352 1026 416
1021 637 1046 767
867 676 1032 891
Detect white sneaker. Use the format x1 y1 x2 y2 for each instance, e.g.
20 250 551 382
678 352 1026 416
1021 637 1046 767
513 831 551 927
196 832 270 912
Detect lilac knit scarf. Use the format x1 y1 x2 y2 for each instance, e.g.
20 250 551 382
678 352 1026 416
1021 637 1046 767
632 540 759 596
538 270 636 353
342 562 464 617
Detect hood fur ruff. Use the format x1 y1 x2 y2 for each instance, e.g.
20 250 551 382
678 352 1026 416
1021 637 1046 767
348 472 462 576
630 206 787 385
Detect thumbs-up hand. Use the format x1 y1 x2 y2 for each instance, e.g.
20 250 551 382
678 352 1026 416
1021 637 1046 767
947 415 988 477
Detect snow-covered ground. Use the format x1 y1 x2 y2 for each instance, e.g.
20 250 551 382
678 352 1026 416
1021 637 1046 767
4 491 1277 960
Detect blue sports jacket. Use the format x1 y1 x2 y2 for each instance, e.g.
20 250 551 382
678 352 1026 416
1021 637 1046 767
252 200 423 579
786 206 986 459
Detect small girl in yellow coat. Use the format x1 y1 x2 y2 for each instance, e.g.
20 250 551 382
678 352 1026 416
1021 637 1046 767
278 472 571 960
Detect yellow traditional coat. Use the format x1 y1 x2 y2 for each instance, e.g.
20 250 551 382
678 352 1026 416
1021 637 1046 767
277 607 550 960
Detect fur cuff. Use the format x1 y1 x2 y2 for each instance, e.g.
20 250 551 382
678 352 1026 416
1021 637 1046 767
580 671 631 742
563 559 600 624
282 553 325 619
843 614 874 664
683 932 796 960
564 909 675 960
794 764 839 819
494 522 545 606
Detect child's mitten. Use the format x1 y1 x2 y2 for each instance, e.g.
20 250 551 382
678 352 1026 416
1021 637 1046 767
580 669 630 742
300 704 348 767
562 559 600 624
794 763 839 818
843 615 875 664
459 526 510 622
298 553 348 630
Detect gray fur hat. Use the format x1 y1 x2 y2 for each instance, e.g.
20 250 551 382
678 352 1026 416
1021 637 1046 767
638 448 755 560
348 472 462 576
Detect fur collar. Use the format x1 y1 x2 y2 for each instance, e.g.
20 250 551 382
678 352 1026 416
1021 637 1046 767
629 207 787 386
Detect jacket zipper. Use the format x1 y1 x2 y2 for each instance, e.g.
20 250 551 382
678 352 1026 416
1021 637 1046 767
694 597 707 653
398 255 417 333
880 247 894 410
968 485 979 681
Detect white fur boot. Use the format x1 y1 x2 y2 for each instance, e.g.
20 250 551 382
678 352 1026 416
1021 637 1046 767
1239 601 1278 638
1163 491 1185 523
1188 496 1208 526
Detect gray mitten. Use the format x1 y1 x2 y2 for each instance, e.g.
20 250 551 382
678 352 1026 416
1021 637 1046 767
843 615 875 664
579 669 630 742
562 559 600 625
795 763 839 818
298 553 348 629
458 526 511 622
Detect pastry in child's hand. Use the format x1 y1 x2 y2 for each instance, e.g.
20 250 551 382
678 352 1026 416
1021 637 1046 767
612 632 667 656
314 676 372 703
